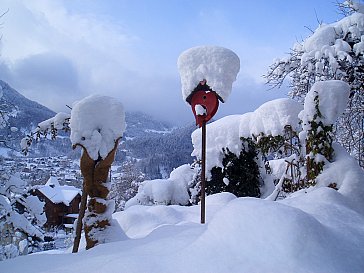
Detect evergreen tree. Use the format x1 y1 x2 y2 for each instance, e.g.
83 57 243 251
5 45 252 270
206 138 261 198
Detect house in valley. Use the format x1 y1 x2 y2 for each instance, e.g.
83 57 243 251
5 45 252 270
32 177 82 230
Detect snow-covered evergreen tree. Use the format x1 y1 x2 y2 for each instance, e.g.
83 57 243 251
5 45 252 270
299 80 350 185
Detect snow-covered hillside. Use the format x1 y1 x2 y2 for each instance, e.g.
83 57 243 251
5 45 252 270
0 80 194 178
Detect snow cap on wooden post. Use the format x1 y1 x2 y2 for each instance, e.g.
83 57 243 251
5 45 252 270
70 94 126 159
177 45 240 103
69 94 126 249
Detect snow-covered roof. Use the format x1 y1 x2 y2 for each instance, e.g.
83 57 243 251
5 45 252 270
37 177 81 206
177 45 240 103
45 176 60 187
70 94 126 160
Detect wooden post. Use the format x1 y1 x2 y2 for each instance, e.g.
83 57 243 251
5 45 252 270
201 120 206 224
72 183 88 253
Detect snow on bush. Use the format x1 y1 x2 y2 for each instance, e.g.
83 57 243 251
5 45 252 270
125 164 195 207
8 211 43 239
299 80 350 126
191 98 302 179
177 45 240 102
70 94 125 160
239 98 303 138
192 115 242 179
23 195 47 227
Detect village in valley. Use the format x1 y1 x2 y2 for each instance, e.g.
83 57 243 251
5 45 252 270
0 155 84 251
0 153 138 253
1 156 82 187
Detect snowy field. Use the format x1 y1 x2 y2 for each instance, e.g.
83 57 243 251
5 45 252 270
1 145 364 273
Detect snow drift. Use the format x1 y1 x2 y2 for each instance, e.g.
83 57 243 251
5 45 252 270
2 144 364 272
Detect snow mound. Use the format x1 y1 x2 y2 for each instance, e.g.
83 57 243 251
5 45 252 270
70 95 125 160
3 186 364 273
125 164 195 207
178 45 240 102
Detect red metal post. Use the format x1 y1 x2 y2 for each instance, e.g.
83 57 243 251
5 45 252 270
201 120 206 224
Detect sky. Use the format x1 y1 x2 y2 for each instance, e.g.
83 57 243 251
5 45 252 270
0 0 346 125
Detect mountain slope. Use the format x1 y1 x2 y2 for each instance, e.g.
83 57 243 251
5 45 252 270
0 80 194 178
0 80 56 129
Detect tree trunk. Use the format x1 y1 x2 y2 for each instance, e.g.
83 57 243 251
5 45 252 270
77 140 119 250
72 182 88 253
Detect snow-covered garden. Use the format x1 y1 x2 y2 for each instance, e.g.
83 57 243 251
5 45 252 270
1 1 364 272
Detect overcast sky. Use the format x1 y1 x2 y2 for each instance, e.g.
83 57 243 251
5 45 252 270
0 0 344 125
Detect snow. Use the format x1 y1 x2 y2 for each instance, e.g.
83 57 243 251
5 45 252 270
8 211 43 239
45 176 60 187
37 112 71 132
303 24 337 52
18 240 27 254
299 80 350 126
70 94 125 160
298 11 364 73
24 195 47 226
192 115 242 179
125 164 195 207
194 104 206 116
4 174 27 195
239 98 303 138
178 46 240 102
3 110 364 271
191 99 302 178
2 160 364 273
35 177 81 206
353 35 364 55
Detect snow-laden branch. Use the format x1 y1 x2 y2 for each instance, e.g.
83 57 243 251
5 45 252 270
20 112 71 155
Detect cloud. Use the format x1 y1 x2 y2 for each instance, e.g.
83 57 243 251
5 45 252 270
0 0 293 125
13 52 78 90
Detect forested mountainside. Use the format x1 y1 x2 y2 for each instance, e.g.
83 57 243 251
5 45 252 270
0 80 195 178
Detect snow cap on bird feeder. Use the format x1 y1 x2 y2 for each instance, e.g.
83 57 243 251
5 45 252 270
177 45 240 104
177 46 240 126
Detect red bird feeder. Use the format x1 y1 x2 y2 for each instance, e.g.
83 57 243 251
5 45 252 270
185 80 221 224
189 90 220 127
